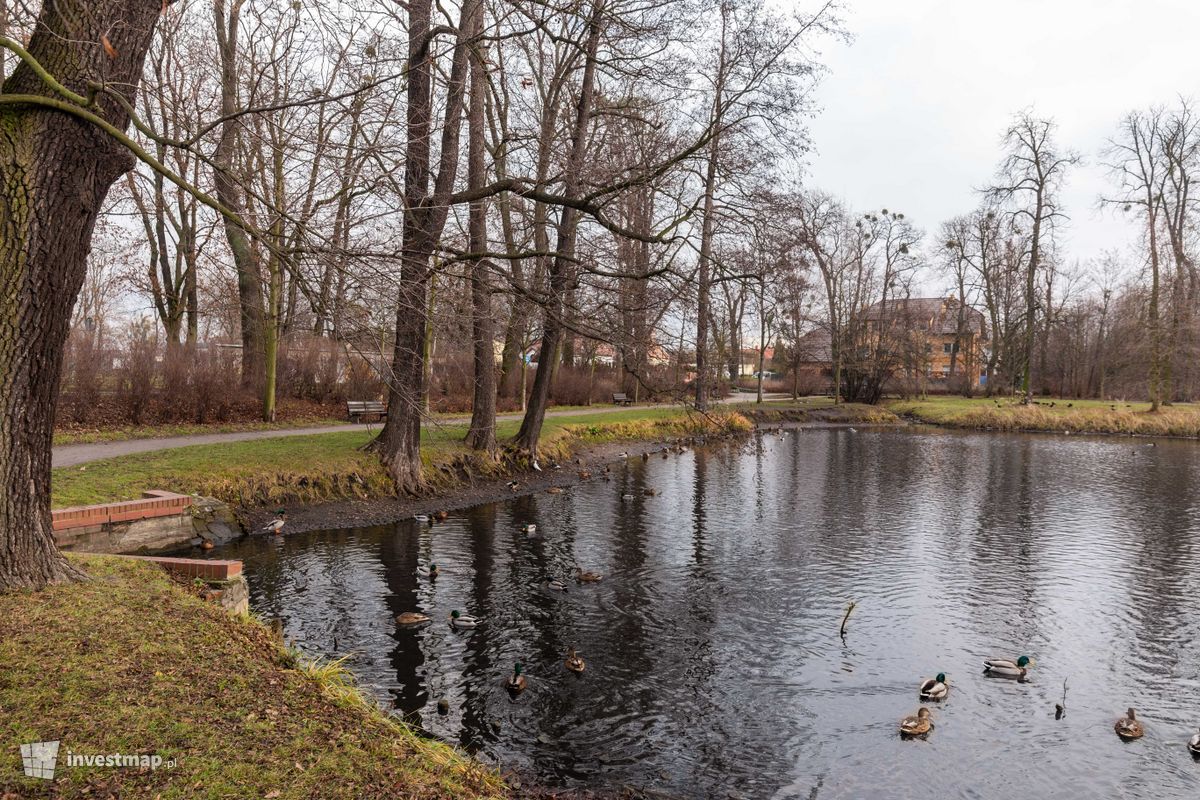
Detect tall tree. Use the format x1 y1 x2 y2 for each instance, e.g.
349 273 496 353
0 0 170 589
1103 109 1165 410
987 113 1077 405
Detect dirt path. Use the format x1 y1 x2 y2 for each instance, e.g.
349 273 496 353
53 393 791 468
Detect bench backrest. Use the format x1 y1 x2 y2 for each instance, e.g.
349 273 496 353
612 392 628 401
347 400 386 412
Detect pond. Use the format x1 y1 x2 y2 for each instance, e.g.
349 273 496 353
211 428 1200 799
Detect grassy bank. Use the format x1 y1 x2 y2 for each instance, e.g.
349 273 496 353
0 555 506 799
52 406 755 509
53 417 347 446
889 396 1200 437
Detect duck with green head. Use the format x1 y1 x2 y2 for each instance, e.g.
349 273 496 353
919 672 948 701
983 655 1033 680
449 610 479 629
506 663 527 693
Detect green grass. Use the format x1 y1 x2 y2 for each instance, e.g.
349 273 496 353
51 406 750 509
888 396 1200 437
0 555 507 799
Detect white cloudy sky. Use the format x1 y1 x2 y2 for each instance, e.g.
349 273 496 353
804 0 1200 294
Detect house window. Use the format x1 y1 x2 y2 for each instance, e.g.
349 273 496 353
941 366 950 377
942 342 953 354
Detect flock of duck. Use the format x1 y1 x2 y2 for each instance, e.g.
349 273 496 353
905 658 1200 756
393 517 603 696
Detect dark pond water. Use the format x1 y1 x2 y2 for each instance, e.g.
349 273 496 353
212 428 1200 799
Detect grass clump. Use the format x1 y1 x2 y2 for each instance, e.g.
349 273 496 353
889 396 1200 437
0 554 507 799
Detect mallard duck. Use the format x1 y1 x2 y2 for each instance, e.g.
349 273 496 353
578 470 592 479
506 480 520 491
506 662 527 693
521 524 537 534
433 510 449 522
919 673 948 701
396 612 431 627
200 539 215 551
413 514 430 523
643 488 658 496
983 655 1033 679
575 567 603 583
899 707 932 737
1187 728 1200 756
417 563 439 579
1114 708 1144 740
261 510 286 534
565 647 585 673
546 486 564 495
546 578 568 593
449 610 479 629
621 493 635 501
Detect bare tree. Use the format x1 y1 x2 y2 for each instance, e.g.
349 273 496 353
987 112 1078 405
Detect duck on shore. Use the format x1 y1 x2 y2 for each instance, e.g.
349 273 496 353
1114 708 1144 741
261 510 286 535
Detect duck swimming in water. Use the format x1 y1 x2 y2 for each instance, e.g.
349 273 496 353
1114 708 1144 741
899 707 932 737
416 563 439 579
564 647 585 674
506 663 527 693
919 673 948 701
575 567 603 583
1187 728 1200 756
449 610 479 629
395 612 431 627
983 655 1033 680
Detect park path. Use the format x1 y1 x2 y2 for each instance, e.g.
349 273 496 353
52 393 790 468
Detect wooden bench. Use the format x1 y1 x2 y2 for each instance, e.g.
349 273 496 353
347 400 387 422
612 392 632 406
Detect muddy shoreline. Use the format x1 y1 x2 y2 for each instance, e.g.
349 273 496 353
239 410 894 537
242 437 708 536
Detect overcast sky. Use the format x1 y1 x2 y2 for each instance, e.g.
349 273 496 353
804 0 1200 295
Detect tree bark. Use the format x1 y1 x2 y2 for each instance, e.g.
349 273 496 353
514 0 605 453
374 0 473 491
0 0 166 590
213 0 265 389
464 3 495 451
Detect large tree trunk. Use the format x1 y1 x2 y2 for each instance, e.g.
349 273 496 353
374 0 473 491
213 0 265 389
0 0 166 590
464 2 495 451
514 0 605 453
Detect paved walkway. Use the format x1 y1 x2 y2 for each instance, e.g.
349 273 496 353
53 393 791 468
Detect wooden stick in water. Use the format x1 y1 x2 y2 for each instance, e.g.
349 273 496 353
839 600 856 637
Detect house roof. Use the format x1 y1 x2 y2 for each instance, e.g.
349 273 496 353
862 297 987 338
795 329 832 362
